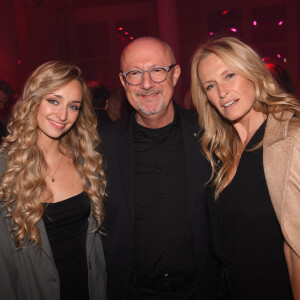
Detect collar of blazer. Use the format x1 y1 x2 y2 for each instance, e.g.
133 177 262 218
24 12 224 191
263 110 294 147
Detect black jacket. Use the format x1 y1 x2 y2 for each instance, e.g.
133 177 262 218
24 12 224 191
100 103 220 300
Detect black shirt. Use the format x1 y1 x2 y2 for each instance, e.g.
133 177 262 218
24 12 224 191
43 192 90 300
210 122 293 299
132 108 195 279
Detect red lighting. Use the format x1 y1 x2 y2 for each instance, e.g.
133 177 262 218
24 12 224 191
17 60 21 64
230 27 237 32
222 10 229 15
265 63 275 69
125 32 128 35
130 37 134 40
253 20 257 26
209 32 214 36
277 54 281 58
278 20 283 26
118 27 123 31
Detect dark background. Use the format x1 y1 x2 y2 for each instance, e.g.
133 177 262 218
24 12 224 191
1 0 299 105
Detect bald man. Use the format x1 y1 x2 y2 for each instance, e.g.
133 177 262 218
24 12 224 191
100 37 220 300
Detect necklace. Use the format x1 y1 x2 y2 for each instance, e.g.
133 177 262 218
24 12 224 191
51 153 63 183
237 143 244 158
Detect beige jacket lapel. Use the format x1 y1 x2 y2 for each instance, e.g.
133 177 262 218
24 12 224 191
263 111 300 256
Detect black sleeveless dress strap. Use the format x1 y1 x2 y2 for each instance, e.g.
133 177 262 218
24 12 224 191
43 191 90 300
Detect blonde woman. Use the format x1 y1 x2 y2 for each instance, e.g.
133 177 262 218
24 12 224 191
0 61 107 299
191 37 300 299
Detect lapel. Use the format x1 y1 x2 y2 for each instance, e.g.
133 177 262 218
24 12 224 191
263 111 293 146
117 117 135 221
263 111 294 224
36 217 59 280
177 105 206 225
86 209 96 259
37 217 55 261
178 104 214 257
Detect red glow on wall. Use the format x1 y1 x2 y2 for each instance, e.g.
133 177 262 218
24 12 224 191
17 60 21 64
130 37 134 40
278 20 283 26
118 27 123 31
265 63 274 69
124 32 128 35
222 10 229 16
230 27 237 32
253 20 257 26
209 32 214 36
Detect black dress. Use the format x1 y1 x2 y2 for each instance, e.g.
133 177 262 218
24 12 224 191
43 192 90 300
209 123 293 300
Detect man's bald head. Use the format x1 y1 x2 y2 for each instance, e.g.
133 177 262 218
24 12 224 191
119 36 181 128
120 37 176 70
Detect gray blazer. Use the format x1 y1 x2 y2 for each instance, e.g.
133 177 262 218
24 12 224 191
0 155 107 300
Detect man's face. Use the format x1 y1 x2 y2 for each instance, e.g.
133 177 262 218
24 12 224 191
119 39 180 127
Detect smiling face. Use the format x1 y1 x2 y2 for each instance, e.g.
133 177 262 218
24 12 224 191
197 53 257 124
119 38 181 128
37 80 82 143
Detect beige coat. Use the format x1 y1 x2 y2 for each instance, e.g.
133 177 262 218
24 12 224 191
263 111 300 257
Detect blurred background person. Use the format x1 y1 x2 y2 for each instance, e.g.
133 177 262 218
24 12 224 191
90 83 112 131
0 79 17 139
107 86 130 121
0 79 17 125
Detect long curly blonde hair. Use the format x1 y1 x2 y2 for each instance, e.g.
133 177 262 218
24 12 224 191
191 37 300 199
0 61 106 249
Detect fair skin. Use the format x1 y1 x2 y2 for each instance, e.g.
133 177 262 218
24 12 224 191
119 38 181 129
37 80 83 203
198 53 265 155
199 53 300 296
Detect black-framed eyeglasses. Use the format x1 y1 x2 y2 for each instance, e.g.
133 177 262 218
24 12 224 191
121 64 176 86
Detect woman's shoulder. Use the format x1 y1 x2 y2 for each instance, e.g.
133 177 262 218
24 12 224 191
264 111 300 145
287 116 300 138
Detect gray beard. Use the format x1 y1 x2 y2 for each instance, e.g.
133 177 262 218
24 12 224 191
138 101 164 116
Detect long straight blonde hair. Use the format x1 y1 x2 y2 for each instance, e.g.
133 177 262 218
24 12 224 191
191 37 300 199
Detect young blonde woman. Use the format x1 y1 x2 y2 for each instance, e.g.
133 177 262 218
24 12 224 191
0 61 107 299
191 37 300 299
